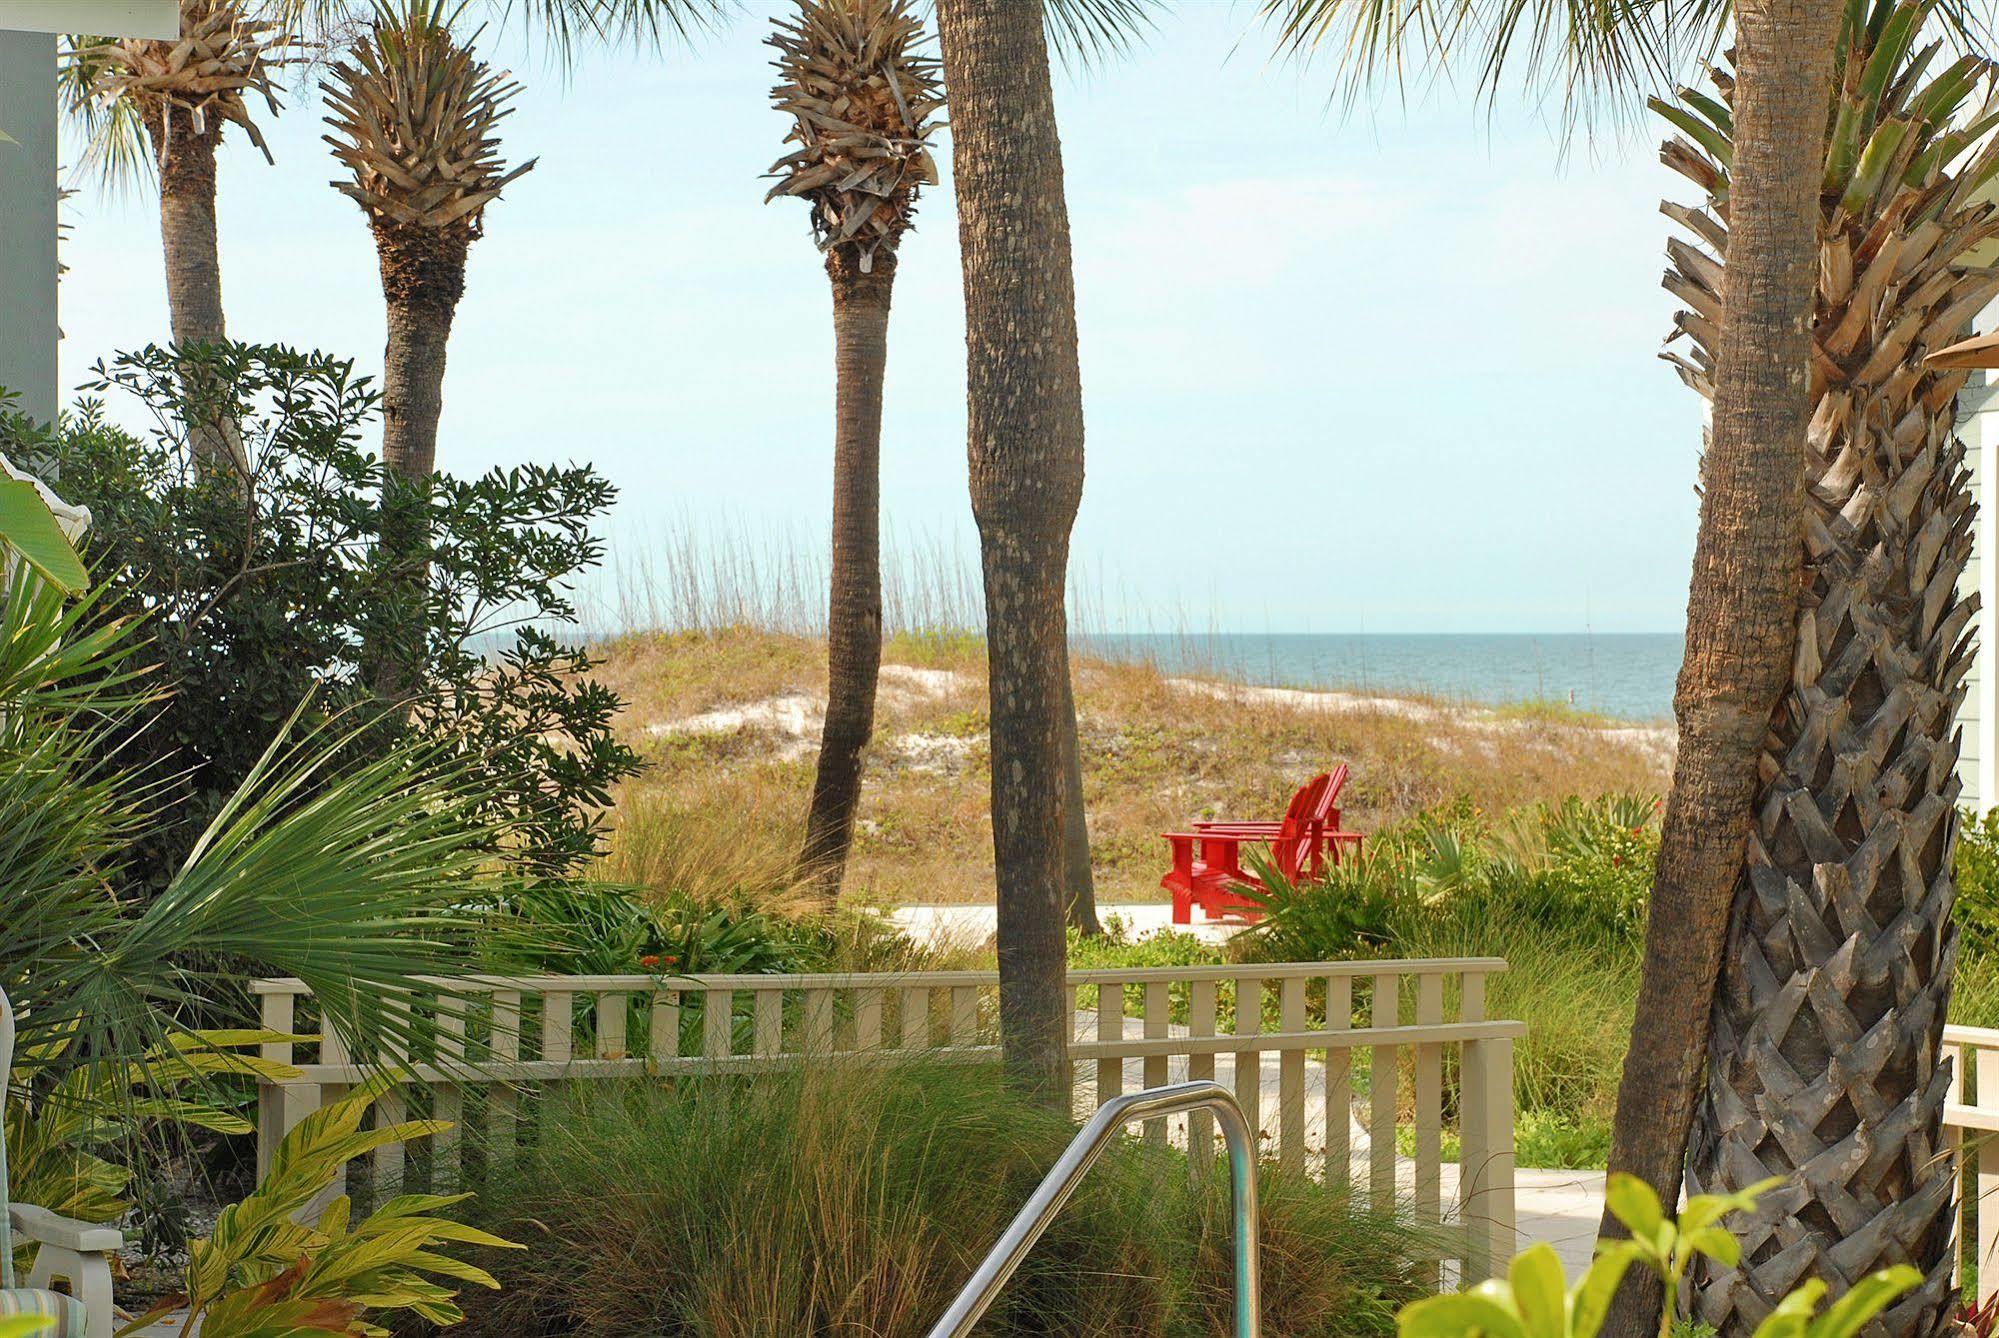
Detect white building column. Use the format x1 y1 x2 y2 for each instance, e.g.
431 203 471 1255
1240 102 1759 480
0 27 58 423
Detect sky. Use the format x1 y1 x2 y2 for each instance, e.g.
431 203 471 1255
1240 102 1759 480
54 2 1708 636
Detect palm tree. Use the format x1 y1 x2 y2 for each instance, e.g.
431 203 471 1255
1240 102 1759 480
1254 3 1843 1328
64 0 296 473
932 0 1090 1106
1657 7 1999 1329
322 0 533 696
0 570 498 1072
765 0 944 905
323 1 534 488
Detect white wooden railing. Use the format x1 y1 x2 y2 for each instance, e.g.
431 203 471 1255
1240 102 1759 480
1947 1024 1999 1302
253 957 1522 1280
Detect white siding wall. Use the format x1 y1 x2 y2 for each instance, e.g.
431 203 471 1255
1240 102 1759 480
1958 371 1998 814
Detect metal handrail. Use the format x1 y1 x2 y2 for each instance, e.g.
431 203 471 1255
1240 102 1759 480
923 1080 1261 1338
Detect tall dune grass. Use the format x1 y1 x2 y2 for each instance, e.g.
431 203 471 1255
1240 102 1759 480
464 1061 1436 1337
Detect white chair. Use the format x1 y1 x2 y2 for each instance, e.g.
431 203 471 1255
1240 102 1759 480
0 988 123 1338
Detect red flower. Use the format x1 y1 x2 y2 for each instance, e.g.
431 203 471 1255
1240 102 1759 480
639 954 661 969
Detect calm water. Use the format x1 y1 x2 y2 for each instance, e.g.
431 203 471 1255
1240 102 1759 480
1076 633 1684 724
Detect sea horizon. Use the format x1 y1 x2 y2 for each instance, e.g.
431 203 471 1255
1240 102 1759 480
1074 631 1684 724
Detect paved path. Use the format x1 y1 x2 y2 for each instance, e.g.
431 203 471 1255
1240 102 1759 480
892 901 1243 948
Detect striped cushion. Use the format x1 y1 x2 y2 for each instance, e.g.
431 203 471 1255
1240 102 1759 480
0 1290 85 1337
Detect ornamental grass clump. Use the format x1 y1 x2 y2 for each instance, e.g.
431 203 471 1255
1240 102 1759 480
465 1061 1433 1336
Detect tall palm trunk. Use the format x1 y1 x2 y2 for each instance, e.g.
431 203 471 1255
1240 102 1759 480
375 219 467 482
147 105 225 348
369 218 466 698
1601 3 1841 1331
1061 664 1101 935
765 0 940 902
324 1 534 701
799 251 894 900
935 0 1085 1106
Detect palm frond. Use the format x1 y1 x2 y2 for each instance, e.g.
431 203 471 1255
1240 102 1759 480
1255 0 1716 114
766 0 944 268
1042 0 1163 64
322 1 536 237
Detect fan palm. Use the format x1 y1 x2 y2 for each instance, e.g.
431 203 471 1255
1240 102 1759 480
0 569 500 1074
766 0 942 904
1657 6 1999 1330
63 1 293 356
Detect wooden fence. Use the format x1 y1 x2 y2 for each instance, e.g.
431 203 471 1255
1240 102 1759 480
254 957 1522 1281
1947 1023 1999 1302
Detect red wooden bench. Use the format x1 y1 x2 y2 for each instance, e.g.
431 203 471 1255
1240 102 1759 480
1161 765 1363 924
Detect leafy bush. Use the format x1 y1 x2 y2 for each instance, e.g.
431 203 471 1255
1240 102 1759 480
127 1076 517 1336
13 342 638 892
1396 1174 1916 1338
477 883 848 978
1958 807 1999 959
466 1062 1434 1337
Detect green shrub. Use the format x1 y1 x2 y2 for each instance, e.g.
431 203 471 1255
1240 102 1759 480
18 343 639 893
466 1063 1434 1337
1958 807 1999 959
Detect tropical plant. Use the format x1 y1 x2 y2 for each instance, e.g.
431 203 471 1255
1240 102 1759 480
765 0 943 904
122 1076 518 1337
6 1031 298 1273
0 563 505 1074
1396 1175 1919 1338
323 0 534 489
931 0 1091 1106
61 2 292 340
1647 4 1999 1327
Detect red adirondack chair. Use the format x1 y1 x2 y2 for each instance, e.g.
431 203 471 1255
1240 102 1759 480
1161 764 1362 924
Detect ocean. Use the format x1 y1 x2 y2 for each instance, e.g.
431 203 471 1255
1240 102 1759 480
1075 633 1684 724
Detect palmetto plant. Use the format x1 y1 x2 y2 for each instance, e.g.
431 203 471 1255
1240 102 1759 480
0 568 499 1077
1656 3 1999 1330
323 1 535 486
766 0 942 903
63 1 299 475
323 0 535 698
63 2 297 348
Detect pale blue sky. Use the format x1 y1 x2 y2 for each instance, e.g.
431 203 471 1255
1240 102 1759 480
56 2 1705 634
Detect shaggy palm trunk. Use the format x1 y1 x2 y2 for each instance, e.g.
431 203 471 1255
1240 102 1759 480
370 219 466 700
1665 5 1998 1329
798 251 894 903
1061 665 1102 935
1600 4 1840 1332
936 0 1085 1106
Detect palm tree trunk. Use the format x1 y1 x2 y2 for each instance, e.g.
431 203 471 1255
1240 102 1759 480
369 218 467 701
935 0 1085 1108
1060 661 1102 936
375 219 465 481
799 250 894 904
147 105 244 477
151 109 224 347
1599 4 1840 1332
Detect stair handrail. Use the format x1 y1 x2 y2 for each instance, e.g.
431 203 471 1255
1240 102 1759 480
923 1079 1260 1338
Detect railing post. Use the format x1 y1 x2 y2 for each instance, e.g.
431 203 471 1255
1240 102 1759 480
255 988 293 1181
1980 1046 1999 1303
1459 1031 1516 1281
